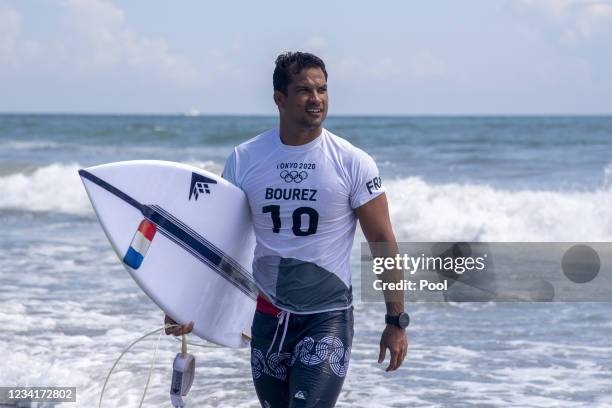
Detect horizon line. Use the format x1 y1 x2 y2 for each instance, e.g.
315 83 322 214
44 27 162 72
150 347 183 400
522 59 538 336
1 112 612 118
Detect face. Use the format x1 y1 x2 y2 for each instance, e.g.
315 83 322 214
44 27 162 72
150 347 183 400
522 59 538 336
274 66 328 130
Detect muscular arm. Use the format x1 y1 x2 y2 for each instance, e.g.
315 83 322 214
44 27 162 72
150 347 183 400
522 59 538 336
355 193 408 371
355 193 404 314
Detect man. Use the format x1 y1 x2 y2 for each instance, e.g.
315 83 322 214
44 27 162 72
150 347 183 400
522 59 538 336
166 51 408 407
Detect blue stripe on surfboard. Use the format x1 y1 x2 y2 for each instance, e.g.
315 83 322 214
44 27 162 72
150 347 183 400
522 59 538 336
79 169 144 212
150 205 255 295
123 247 144 269
151 204 249 276
155 225 256 299
142 205 257 299
79 168 257 300
146 206 258 299
143 206 222 265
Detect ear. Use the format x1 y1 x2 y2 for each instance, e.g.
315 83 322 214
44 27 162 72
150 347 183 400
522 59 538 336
273 90 285 109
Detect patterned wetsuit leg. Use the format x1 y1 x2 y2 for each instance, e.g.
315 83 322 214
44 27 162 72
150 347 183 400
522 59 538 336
250 308 354 408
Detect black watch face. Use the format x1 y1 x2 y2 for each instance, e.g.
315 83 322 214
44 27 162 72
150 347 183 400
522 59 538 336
398 313 410 328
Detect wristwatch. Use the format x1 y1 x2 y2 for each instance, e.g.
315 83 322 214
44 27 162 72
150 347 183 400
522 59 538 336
385 312 410 329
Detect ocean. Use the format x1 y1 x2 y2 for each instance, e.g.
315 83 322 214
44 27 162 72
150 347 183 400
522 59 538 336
0 114 611 407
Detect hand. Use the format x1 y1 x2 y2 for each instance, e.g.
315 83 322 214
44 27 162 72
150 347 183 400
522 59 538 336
378 325 408 372
164 314 194 336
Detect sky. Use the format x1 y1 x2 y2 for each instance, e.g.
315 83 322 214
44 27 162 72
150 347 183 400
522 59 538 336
0 0 611 115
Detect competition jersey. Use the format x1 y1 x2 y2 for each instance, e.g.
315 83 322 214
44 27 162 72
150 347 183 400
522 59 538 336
222 127 385 313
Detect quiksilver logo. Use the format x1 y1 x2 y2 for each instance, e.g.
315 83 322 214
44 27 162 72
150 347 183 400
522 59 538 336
189 173 217 200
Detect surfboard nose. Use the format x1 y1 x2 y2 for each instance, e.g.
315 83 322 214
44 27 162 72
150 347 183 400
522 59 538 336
123 219 157 269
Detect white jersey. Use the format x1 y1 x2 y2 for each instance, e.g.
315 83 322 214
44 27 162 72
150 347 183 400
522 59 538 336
222 127 385 313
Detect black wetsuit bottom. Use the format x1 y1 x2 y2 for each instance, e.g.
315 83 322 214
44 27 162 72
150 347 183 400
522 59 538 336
250 307 354 408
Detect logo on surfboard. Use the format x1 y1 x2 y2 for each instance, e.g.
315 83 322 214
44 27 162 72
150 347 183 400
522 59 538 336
189 173 217 200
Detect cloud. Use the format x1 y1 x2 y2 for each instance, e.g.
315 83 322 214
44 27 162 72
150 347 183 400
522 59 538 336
0 0 199 87
330 51 446 84
0 5 41 68
302 36 329 53
0 0 257 112
563 2 612 44
0 5 20 64
515 0 576 19
513 0 612 44
60 0 198 86
0 4 44 73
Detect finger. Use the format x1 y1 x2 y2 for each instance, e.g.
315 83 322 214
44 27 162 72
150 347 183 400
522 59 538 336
165 318 177 335
389 352 400 371
398 341 407 366
397 347 406 368
173 321 193 336
170 324 183 336
179 324 190 335
165 315 180 334
378 343 386 364
395 336 407 368
386 349 399 372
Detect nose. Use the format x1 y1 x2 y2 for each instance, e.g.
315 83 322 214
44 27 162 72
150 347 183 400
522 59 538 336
309 90 322 105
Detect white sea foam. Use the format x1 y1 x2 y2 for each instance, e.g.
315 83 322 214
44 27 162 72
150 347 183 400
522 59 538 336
0 163 91 215
184 159 224 175
0 140 61 150
604 162 612 189
1 163 610 243
385 176 612 242
0 161 224 216
1 219 610 406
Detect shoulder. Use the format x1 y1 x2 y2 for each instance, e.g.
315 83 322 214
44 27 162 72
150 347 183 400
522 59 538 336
323 130 384 208
234 128 277 156
322 128 377 170
223 128 278 187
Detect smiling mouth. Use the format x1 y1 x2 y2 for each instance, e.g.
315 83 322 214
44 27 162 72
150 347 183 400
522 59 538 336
306 108 323 113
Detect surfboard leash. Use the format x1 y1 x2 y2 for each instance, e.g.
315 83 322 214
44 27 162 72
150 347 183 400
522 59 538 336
98 324 220 408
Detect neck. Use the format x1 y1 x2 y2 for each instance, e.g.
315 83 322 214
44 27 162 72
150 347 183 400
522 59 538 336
279 119 323 146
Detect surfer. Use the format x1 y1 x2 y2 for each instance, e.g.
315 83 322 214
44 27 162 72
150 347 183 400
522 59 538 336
166 51 408 407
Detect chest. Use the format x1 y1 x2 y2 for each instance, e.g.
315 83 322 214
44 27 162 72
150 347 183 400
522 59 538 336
242 156 351 234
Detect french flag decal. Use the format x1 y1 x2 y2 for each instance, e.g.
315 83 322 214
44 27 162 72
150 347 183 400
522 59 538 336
123 219 157 269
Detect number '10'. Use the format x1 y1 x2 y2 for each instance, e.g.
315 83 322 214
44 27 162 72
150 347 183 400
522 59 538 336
262 205 319 236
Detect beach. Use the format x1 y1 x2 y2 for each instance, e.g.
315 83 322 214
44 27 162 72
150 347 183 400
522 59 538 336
1 114 611 407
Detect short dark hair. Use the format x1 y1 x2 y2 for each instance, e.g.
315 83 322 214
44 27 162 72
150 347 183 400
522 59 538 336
273 51 328 95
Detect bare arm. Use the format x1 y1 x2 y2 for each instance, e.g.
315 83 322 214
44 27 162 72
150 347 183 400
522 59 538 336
355 193 408 371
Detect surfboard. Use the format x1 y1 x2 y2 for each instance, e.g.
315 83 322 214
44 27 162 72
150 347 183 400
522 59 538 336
78 160 257 348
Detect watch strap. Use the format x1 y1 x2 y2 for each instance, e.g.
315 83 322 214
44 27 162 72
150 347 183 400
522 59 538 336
385 312 409 328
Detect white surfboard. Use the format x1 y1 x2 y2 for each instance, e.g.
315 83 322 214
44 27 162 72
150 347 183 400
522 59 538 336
79 160 257 348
